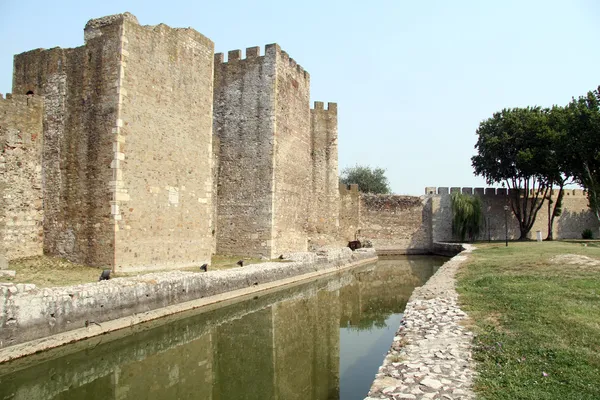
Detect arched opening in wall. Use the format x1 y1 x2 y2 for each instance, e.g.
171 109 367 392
26 90 34 105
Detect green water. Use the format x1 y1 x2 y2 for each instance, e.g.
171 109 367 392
0 255 446 400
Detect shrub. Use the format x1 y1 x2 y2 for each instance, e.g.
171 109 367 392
451 192 483 242
582 228 594 239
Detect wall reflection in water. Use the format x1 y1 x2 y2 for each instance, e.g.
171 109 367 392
0 256 445 400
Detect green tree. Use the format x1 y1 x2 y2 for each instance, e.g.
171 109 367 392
339 165 391 194
451 192 483 242
471 107 553 240
543 106 572 240
565 87 600 232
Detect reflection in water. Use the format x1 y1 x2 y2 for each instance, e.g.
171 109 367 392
0 256 446 400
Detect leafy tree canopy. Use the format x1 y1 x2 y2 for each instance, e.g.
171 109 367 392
451 192 483 242
565 87 600 225
340 165 391 194
471 107 554 239
471 86 600 240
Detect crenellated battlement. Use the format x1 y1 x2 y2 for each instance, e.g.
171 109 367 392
425 187 587 197
311 101 337 112
0 93 43 113
214 45 268 63
215 43 310 80
361 193 422 210
339 183 359 194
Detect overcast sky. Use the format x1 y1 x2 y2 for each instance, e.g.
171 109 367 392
1 0 598 195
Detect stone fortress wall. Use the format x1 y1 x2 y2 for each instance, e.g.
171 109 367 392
2 12 599 271
338 184 360 243
107 16 215 272
426 186 598 242
0 94 44 261
10 13 215 271
213 46 279 258
309 102 340 248
213 45 330 258
1 12 342 269
358 193 431 252
271 46 312 257
338 185 598 253
13 37 120 267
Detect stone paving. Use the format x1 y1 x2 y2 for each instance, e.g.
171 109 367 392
366 245 476 400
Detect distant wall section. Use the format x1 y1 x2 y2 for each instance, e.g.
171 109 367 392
339 184 360 242
358 194 430 252
425 187 599 241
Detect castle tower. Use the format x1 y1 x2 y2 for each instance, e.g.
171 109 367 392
0 94 44 261
12 13 215 271
309 101 340 247
213 44 311 258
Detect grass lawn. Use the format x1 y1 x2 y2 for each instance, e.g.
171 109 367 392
4 255 281 288
457 241 600 400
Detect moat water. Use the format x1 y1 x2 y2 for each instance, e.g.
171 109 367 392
0 255 447 400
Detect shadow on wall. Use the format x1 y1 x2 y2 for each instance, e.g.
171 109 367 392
407 197 432 251
557 209 600 239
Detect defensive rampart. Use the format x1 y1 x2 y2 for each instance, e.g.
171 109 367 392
213 46 279 258
214 45 331 258
426 187 598 241
11 13 215 271
339 184 360 242
359 194 430 252
309 101 340 247
0 94 44 260
337 185 598 254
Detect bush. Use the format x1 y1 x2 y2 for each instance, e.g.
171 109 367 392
451 192 483 242
582 228 594 239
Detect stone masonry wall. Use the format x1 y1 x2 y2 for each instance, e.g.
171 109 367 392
212 134 220 254
308 101 340 248
0 94 44 260
0 248 376 351
359 194 431 252
12 19 123 266
271 48 311 256
11 13 215 271
339 184 360 242
213 45 278 258
111 17 214 271
426 187 599 241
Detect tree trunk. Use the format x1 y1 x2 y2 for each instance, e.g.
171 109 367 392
519 230 528 240
546 185 565 241
546 193 553 241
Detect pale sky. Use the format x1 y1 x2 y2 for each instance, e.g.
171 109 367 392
1 0 598 195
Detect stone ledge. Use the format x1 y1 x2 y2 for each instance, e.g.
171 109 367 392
431 242 465 257
0 247 377 359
